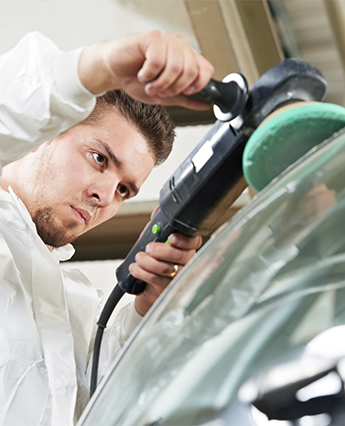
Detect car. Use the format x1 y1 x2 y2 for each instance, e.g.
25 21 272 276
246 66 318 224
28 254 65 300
78 124 345 426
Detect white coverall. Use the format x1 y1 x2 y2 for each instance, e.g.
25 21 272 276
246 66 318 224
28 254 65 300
0 32 141 425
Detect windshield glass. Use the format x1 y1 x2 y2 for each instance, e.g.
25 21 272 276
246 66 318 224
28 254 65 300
79 128 345 426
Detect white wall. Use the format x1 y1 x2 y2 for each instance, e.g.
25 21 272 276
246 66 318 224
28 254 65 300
0 0 199 53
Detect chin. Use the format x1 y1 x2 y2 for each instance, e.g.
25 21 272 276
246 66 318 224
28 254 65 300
33 207 79 247
40 230 77 248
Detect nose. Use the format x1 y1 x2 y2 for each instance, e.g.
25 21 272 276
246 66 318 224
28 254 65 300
87 175 118 208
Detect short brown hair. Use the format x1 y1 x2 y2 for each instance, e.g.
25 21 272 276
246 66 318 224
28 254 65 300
81 90 175 166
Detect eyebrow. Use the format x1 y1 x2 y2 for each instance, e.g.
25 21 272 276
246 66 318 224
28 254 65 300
92 138 139 196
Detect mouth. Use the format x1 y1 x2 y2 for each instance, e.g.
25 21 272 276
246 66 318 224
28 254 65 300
71 206 92 225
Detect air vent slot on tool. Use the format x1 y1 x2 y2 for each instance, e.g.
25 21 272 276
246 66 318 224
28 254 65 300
169 176 182 204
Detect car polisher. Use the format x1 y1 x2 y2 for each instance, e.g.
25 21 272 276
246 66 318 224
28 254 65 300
90 58 345 397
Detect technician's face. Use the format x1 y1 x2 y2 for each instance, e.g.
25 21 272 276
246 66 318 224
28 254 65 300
9 110 155 247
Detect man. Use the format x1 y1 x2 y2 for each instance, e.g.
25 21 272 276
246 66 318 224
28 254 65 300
0 30 213 425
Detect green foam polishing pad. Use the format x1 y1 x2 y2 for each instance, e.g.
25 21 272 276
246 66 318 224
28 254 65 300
243 102 345 192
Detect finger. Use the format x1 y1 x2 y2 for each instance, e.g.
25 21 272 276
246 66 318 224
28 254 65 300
129 258 173 287
134 251 181 277
147 44 196 97
183 55 215 95
168 233 203 250
151 49 214 98
156 53 199 98
142 34 187 95
137 31 168 84
156 37 215 98
145 241 197 265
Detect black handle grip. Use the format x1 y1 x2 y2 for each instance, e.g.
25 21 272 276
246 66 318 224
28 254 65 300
116 208 175 294
189 73 249 122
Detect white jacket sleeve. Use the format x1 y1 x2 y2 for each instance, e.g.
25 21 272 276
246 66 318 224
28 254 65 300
0 31 96 171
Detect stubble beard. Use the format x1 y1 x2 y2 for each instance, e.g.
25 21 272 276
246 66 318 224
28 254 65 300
33 207 79 247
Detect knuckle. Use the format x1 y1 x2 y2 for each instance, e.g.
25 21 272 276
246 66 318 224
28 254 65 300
185 67 198 81
187 250 197 261
195 235 203 248
147 243 158 257
149 29 165 40
174 250 185 264
170 61 183 75
161 263 173 275
129 263 140 277
206 61 215 75
164 86 181 97
148 273 167 289
149 56 165 71
176 33 189 44
147 272 159 285
191 235 202 250
198 55 214 73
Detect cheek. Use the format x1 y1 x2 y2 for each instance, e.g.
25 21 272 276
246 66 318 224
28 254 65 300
57 160 91 194
42 170 73 198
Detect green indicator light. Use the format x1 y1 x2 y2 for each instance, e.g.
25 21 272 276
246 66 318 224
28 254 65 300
152 224 161 235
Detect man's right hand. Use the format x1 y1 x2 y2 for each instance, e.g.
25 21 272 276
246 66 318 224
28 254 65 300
78 30 214 110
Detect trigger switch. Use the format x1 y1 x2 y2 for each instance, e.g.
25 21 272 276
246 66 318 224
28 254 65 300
152 224 161 235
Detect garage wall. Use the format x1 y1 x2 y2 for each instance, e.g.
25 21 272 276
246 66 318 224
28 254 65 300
0 0 198 53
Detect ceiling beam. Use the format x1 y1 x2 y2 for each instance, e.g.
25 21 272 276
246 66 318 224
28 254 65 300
184 0 283 85
232 0 284 77
184 0 242 80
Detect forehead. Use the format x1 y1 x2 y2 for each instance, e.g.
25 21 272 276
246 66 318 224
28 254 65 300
97 108 153 155
91 108 151 154
83 109 155 186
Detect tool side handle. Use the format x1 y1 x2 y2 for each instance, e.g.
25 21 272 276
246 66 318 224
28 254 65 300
116 208 175 294
189 74 248 122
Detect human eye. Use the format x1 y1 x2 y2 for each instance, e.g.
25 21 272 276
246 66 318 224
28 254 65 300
117 183 130 199
92 152 107 169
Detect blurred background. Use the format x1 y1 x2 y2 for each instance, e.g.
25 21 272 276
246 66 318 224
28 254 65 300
2 0 344 299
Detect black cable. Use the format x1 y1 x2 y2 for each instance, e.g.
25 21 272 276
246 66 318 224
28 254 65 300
90 284 125 397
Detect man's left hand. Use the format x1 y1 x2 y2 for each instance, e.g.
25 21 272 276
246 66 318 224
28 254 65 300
129 233 202 316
